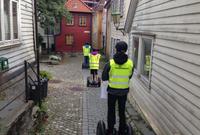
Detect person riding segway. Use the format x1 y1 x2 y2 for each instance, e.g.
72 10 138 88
87 49 101 87
101 41 134 135
82 43 91 68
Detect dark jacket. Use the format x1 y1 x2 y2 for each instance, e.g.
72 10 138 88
102 52 134 96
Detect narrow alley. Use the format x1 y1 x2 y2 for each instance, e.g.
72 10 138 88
39 54 155 135
41 54 107 135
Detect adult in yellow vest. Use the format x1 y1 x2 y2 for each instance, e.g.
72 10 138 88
82 43 91 65
89 49 101 82
102 41 134 135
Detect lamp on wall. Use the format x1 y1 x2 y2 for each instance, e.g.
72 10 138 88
111 12 121 30
111 12 126 35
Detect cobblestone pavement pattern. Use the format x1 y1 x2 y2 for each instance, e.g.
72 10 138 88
41 55 84 135
41 54 108 135
40 54 155 135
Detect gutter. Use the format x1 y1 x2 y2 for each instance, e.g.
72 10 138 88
124 0 139 33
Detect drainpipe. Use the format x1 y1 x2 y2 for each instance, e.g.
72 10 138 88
34 0 40 80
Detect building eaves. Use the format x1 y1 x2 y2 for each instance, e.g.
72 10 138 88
124 0 139 33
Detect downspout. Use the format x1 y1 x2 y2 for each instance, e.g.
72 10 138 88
90 13 93 48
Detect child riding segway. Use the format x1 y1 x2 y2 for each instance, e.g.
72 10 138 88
87 49 101 87
82 43 91 69
96 41 135 135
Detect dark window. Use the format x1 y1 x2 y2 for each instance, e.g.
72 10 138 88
12 1 18 39
4 0 11 40
66 15 74 25
79 16 87 26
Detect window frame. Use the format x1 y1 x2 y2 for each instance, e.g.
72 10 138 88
65 34 74 46
132 33 154 89
79 16 87 27
0 0 20 48
66 15 74 26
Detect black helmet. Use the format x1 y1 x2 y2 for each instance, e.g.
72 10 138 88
115 41 128 52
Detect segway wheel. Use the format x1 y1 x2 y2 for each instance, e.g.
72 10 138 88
96 120 106 135
87 79 90 87
126 123 134 135
97 77 101 87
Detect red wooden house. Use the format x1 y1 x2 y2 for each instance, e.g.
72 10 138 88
55 0 93 52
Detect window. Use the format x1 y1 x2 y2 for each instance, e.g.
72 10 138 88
0 0 19 45
79 16 87 26
12 1 18 39
141 38 152 78
132 34 154 84
132 37 139 70
110 37 120 57
4 0 11 40
66 35 74 45
44 26 54 35
0 1 2 41
66 16 74 25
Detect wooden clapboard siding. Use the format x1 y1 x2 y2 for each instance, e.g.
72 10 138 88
119 0 131 28
129 0 200 135
0 0 35 70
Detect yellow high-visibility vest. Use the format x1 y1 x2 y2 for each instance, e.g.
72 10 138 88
109 59 133 89
83 46 91 56
89 53 101 69
144 55 151 72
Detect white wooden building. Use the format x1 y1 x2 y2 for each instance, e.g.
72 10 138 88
123 0 200 135
104 0 130 58
0 0 35 134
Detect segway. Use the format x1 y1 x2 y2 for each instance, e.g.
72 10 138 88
87 76 101 87
96 120 134 135
82 57 89 69
82 62 89 69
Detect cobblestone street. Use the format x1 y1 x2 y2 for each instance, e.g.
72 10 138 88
41 54 107 135
40 54 154 135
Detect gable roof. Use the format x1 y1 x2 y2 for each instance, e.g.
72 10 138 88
65 0 93 13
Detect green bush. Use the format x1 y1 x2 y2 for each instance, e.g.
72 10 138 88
40 70 52 80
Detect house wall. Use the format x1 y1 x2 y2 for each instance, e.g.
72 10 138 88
0 0 35 69
92 11 103 49
55 12 92 52
0 0 35 133
129 0 200 135
105 7 111 57
109 1 129 58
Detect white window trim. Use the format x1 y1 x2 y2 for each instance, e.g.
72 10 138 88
0 0 21 49
132 34 154 89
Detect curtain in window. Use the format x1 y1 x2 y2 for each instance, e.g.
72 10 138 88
4 0 11 40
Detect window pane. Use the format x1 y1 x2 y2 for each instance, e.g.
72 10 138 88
66 16 74 25
142 38 152 78
4 0 11 40
0 1 2 41
132 37 139 69
79 16 86 26
66 35 73 45
12 2 18 39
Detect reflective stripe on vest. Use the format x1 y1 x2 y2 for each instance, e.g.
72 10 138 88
83 46 91 56
109 59 133 89
89 54 101 69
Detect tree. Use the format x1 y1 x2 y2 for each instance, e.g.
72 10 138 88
37 0 71 53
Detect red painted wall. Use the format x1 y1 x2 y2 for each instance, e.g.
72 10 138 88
55 12 92 52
